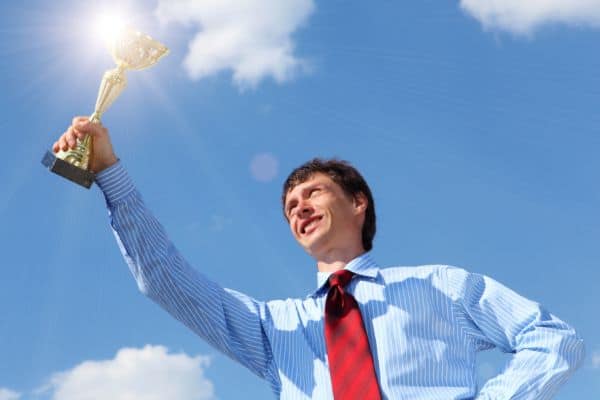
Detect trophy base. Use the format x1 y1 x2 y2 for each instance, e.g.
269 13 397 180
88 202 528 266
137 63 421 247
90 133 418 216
42 151 95 189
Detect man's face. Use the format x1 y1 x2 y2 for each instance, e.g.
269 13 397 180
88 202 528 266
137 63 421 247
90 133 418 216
284 173 366 257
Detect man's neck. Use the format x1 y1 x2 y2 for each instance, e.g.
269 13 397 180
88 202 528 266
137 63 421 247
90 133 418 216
315 246 366 273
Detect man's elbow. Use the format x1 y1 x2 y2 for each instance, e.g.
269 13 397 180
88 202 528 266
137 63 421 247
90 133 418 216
561 332 585 373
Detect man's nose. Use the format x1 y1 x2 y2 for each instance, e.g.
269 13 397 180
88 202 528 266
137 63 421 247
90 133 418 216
297 200 313 217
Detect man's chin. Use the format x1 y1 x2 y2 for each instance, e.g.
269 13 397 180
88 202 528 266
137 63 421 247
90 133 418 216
301 235 328 258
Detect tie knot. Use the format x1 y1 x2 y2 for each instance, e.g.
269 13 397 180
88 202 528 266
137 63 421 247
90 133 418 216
328 269 354 289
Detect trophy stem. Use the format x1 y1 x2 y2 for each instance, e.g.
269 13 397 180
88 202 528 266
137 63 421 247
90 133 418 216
90 112 101 124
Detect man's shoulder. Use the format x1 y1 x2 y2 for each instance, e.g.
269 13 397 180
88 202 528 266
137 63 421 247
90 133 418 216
377 264 470 285
378 263 452 277
375 264 476 301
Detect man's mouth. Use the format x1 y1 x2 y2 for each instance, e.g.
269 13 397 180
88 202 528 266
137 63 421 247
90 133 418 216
300 216 322 235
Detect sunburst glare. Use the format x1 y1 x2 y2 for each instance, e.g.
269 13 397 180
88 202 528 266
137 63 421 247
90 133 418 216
94 12 128 46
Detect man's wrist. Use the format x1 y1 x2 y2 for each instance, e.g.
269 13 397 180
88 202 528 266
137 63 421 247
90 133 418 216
95 160 136 204
94 154 119 174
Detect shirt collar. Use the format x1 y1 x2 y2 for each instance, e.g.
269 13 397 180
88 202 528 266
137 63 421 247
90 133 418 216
312 252 379 296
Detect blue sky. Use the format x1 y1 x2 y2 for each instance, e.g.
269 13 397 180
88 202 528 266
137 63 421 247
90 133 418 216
1 0 599 398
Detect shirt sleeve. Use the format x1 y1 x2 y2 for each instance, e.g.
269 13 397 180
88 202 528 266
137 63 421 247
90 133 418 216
444 266 585 400
95 162 276 380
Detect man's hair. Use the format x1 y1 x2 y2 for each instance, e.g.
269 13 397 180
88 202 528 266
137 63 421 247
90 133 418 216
282 158 376 251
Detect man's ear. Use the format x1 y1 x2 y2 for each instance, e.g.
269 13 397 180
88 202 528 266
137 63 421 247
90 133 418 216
353 192 368 215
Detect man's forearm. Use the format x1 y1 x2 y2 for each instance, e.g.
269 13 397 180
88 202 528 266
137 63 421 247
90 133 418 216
476 319 585 399
445 266 585 399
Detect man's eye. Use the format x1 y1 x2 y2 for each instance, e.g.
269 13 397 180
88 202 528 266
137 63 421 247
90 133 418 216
309 188 321 197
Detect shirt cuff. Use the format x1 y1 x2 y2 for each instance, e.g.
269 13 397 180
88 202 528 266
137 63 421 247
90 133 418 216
95 161 135 204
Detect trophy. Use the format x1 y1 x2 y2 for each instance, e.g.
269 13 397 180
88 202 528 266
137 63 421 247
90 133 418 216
42 26 169 188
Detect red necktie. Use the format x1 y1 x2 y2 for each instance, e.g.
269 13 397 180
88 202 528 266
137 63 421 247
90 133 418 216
325 270 382 399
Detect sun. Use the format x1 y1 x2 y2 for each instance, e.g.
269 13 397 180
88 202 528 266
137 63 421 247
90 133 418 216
94 12 128 45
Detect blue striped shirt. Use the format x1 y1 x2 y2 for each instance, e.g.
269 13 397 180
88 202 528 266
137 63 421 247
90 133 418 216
96 162 584 399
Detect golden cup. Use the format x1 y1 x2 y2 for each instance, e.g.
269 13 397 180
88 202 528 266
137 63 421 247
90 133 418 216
42 27 169 188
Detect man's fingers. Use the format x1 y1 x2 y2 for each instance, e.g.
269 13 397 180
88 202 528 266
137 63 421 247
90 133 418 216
72 127 85 139
72 118 107 138
52 117 107 153
74 119 92 134
72 116 89 126
52 126 86 153
54 128 76 152
58 135 68 152
65 127 77 148
56 115 117 172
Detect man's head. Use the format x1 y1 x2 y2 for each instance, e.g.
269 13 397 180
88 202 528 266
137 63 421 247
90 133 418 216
282 158 376 258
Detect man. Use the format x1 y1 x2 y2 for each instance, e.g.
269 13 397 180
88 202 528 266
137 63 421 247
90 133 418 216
54 117 584 399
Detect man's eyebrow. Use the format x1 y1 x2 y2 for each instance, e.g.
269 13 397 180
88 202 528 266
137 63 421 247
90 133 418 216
287 181 325 205
304 182 324 191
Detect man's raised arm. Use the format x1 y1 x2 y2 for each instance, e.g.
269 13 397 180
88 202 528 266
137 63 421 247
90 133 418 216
54 118 277 381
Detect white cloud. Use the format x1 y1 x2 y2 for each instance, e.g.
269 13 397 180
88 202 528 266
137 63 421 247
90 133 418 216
592 350 600 368
0 388 21 400
155 0 315 88
42 345 214 400
460 0 600 35
250 152 279 182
